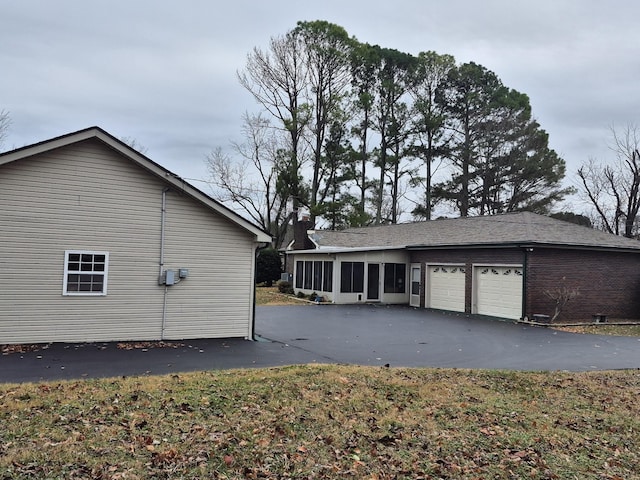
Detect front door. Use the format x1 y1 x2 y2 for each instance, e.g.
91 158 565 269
367 263 380 301
410 263 421 307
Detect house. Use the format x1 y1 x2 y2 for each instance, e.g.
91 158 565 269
0 127 271 344
287 212 640 322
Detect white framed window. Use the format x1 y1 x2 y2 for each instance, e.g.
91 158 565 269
63 250 109 296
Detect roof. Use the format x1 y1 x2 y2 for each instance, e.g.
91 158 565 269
0 126 272 244
297 212 640 253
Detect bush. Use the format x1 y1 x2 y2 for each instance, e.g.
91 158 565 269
256 248 282 287
277 280 294 295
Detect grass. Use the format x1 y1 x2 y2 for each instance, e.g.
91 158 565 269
555 324 640 337
255 286 309 306
1 365 639 479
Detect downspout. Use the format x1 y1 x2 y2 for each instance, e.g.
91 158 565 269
250 242 271 341
522 246 530 321
160 188 170 339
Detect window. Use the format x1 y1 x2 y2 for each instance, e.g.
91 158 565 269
63 251 109 295
295 260 334 292
303 261 313 289
322 261 333 292
313 261 323 290
384 263 406 293
340 261 364 293
295 261 304 289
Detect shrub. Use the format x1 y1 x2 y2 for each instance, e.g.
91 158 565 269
256 248 282 287
277 280 294 295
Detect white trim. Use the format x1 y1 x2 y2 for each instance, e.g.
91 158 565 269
409 263 421 308
425 263 466 312
63 250 110 296
472 263 523 319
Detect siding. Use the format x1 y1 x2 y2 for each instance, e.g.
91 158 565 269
291 250 409 304
0 139 256 343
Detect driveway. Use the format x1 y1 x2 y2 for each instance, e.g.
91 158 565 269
257 304 640 372
1 305 639 383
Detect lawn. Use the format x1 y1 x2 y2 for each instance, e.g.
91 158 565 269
255 286 310 306
1 365 639 479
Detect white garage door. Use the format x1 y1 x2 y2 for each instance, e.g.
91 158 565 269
428 265 466 312
476 266 523 319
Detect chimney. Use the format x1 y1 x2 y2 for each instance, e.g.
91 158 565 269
293 215 314 250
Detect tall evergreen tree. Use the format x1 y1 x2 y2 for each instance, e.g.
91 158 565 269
408 51 455 220
434 62 569 216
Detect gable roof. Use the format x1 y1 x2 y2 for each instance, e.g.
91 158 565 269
0 126 271 243
300 212 640 253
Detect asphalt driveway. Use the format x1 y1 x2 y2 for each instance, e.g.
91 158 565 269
2 304 639 383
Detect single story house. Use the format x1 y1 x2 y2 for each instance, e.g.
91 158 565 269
287 212 640 322
0 127 271 344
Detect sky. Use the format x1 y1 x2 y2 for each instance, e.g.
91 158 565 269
1 0 639 214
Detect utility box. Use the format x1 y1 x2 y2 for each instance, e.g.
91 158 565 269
280 273 292 282
178 268 189 279
159 270 176 286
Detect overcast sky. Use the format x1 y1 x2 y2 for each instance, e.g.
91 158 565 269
1 0 639 213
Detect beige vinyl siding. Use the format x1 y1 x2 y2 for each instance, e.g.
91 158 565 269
0 139 256 344
160 188 255 339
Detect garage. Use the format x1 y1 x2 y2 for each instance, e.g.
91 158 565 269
428 265 466 312
475 266 523 319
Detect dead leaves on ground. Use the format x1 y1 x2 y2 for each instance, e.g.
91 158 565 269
1 366 639 479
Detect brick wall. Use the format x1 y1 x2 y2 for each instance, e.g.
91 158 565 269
527 248 640 322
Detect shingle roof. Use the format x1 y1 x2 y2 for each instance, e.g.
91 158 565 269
307 212 640 252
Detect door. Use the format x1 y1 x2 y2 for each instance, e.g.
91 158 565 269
475 266 523 319
367 263 380 301
428 265 466 312
410 264 421 307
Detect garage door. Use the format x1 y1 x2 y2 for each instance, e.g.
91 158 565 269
476 266 523 319
428 265 465 312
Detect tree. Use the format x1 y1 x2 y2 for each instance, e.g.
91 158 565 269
0 109 11 150
206 113 292 248
370 46 416 223
238 30 310 225
293 21 354 224
434 63 569 216
120 136 148 155
577 124 640 238
256 248 282 286
349 42 379 223
550 211 592 228
408 51 455 220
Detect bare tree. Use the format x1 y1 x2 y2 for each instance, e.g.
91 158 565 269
206 113 291 248
577 124 640 238
120 136 148 155
238 31 310 222
544 286 581 322
0 109 11 150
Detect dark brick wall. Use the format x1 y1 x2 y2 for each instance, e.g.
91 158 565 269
527 248 640 321
409 247 640 321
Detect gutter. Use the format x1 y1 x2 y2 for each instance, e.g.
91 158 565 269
250 242 272 341
160 188 170 340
